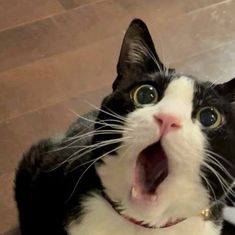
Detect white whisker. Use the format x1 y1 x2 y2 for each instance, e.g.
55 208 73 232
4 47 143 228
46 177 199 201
66 144 126 202
205 154 234 180
202 161 233 197
66 129 126 142
49 129 126 154
48 136 130 172
138 39 163 73
68 137 131 163
67 109 127 130
200 172 217 202
86 101 128 123
204 149 232 167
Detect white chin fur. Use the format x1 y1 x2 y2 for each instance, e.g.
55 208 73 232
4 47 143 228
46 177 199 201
97 77 210 227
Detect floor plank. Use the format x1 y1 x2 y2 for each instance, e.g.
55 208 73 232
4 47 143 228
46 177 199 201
0 0 64 32
0 86 109 174
0 60 66 122
0 0 235 73
58 0 101 9
174 40 235 82
0 35 118 122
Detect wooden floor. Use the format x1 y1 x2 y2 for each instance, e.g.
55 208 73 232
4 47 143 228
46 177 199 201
1 0 235 234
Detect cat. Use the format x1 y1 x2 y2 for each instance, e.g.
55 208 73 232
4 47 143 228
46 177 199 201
15 19 235 235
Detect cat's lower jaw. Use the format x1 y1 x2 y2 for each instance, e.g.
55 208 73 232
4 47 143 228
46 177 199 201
67 194 221 235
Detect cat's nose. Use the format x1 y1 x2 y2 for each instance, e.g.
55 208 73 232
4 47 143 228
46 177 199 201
154 113 182 136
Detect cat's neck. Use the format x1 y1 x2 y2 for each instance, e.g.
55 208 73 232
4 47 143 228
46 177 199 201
67 194 221 235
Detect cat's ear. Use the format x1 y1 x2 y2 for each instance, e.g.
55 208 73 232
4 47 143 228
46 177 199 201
215 78 235 102
113 19 164 90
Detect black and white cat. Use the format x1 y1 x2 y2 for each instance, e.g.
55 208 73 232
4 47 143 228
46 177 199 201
15 19 235 235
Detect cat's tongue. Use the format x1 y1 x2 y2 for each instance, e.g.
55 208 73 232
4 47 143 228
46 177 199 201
132 142 168 201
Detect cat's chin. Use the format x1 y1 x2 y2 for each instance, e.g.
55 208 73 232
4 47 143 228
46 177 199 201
131 141 169 203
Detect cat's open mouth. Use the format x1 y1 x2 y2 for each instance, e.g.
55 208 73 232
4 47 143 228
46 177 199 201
132 141 168 201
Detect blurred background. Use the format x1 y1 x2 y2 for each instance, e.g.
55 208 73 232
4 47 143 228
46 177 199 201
1 0 235 234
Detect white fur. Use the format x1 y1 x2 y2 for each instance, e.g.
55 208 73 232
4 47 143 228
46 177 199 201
96 77 209 227
68 195 220 235
223 206 235 225
69 76 220 234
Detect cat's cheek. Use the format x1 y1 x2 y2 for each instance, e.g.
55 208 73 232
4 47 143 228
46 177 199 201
96 148 135 202
162 122 207 169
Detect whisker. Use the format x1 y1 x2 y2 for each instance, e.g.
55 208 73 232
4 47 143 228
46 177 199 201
49 129 126 154
65 129 126 142
200 172 217 203
48 136 130 172
205 154 234 180
68 109 131 131
69 143 130 172
69 136 129 157
202 162 233 197
204 149 232 167
208 77 226 88
64 123 122 143
155 35 169 78
86 101 128 123
68 137 131 163
166 139 235 206
138 39 163 73
66 144 126 203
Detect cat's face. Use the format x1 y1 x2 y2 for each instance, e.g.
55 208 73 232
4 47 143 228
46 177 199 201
92 19 235 228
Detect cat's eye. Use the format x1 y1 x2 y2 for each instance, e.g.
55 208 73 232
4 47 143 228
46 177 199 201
196 107 223 129
131 84 158 107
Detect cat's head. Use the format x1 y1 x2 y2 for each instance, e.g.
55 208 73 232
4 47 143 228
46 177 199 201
92 19 235 228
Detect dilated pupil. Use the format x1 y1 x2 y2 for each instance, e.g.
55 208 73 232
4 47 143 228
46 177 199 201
137 87 156 104
200 108 217 127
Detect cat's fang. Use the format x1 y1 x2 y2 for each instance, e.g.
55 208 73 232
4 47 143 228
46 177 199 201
131 187 157 202
131 187 141 200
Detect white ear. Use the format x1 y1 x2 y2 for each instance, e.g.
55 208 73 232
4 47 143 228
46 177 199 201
223 206 235 225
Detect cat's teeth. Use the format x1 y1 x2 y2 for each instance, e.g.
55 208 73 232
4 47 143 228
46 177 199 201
131 187 141 200
131 187 157 201
150 195 157 201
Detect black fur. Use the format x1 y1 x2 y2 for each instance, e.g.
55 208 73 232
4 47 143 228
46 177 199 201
192 82 235 202
15 112 102 235
15 19 235 235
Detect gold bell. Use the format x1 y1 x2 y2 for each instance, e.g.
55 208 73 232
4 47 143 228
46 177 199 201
201 208 211 221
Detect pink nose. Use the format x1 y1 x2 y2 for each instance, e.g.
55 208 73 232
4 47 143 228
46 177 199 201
154 113 182 136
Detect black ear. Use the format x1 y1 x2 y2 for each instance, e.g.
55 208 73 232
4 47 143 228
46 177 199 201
113 19 165 90
215 78 235 102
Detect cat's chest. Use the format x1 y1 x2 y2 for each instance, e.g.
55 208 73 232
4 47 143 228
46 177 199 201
67 195 221 235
